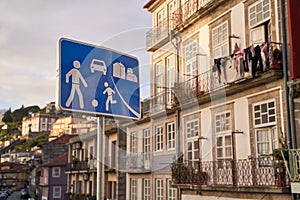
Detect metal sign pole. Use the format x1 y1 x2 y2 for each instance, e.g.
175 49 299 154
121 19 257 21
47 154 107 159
96 116 104 200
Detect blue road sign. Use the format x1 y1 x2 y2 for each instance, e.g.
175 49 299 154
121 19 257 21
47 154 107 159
56 38 141 119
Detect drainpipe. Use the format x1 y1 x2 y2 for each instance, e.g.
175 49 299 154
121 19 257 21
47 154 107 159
280 1 297 199
280 0 293 149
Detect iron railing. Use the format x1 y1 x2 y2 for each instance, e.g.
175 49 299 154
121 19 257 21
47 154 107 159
172 0 214 28
146 17 171 49
150 90 177 112
172 157 289 187
66 161 88 171
64 193 96 200
282 149 300 182
120 152 152 172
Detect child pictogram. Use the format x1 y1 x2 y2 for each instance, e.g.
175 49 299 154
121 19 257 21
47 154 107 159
103 82 117 111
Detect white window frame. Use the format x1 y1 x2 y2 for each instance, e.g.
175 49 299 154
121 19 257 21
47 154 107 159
156 179 163 200
253 99 276 128
144 129 150 160
156 125 163 151
249 25 266 45
168 0 177 29
185 41 198 80
157 9 165 39
144 179 151 200
255 126 278 156
215 111 232 160
155 61 163 93
53 186 61 198
52 167 60 178
131 132 137 153
167 122 175 150
131 179 137 200
215 111 231 134
248 0 271 28
167 179 176 200
166 55 175 105
216 134 232 160
212 21 229 59
186 119 199 162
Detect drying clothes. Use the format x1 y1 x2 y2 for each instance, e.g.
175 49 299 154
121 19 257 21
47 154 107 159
224 58 238 83
233 43 241 54
243 48 250 72
251 45 264 77
262 43 269 59
220 58 228 84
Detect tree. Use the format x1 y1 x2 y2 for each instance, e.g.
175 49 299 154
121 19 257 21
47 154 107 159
2 108 13 123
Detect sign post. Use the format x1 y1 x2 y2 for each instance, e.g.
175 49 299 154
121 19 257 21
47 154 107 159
56 38 140 199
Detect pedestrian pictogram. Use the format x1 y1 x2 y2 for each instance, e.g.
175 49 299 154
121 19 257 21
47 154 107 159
56 38 141 119
65 60 88 109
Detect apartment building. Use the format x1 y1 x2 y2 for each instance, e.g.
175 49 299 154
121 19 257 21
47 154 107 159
22 112 58 138
40 153 68 200
129 0 291 199
0 162 28 191
65 118 127 200
49 115 97 140
65 131 97 200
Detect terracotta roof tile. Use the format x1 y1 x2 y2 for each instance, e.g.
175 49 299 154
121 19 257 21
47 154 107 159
43 152 68 167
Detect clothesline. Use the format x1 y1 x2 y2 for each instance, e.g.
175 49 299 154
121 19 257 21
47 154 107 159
212 41 280 84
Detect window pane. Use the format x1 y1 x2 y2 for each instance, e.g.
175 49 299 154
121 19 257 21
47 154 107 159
225 136 231 145
217 148 223 158
225 147 232 157
217 137 222 147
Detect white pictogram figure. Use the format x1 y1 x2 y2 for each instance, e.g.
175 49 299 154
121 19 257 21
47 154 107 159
103 82 117 111
126 68 137 82
65 60 88 109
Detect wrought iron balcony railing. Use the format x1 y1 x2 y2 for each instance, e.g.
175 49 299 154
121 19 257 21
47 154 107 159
150 90 177 113
104 156 116 171
64 193 96 200
120 152 152 173
146 17 172 50
172 0 214 28
66 161 88 171
172 157 289 187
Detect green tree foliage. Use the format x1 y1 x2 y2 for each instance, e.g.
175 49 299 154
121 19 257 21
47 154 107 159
2 108 13 123
15 134 48 150
2 105 41 123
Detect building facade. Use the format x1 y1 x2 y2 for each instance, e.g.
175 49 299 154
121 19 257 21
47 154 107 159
65 131 97 200
40 153 68 200
134 0 291 199
49 115 97 140
0 162 28 191
22 113 58 138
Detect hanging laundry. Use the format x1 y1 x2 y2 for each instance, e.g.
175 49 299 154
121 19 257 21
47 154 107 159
251 45 264 77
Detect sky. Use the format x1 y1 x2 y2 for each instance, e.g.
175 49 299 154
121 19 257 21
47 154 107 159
0 0 152 111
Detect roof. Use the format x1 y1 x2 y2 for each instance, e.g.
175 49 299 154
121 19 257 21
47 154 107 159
144 0 156 9
0 162 28 173
43 152 68 167
42 134 77 146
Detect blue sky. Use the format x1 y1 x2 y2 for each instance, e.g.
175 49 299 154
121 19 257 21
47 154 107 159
0 0 151 111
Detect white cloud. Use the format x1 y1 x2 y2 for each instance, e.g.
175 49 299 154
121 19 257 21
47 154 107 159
0 0 151 110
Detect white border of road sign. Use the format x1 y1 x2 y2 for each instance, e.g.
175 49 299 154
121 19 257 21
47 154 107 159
56 37 141 119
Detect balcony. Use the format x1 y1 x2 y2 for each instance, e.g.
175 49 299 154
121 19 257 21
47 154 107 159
146 17 172 51
172 0 214 29
64 193 96 200
150 90 177 113
120 153 152 173
104 156 116 172
66 161 88 171
171 157 289 189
